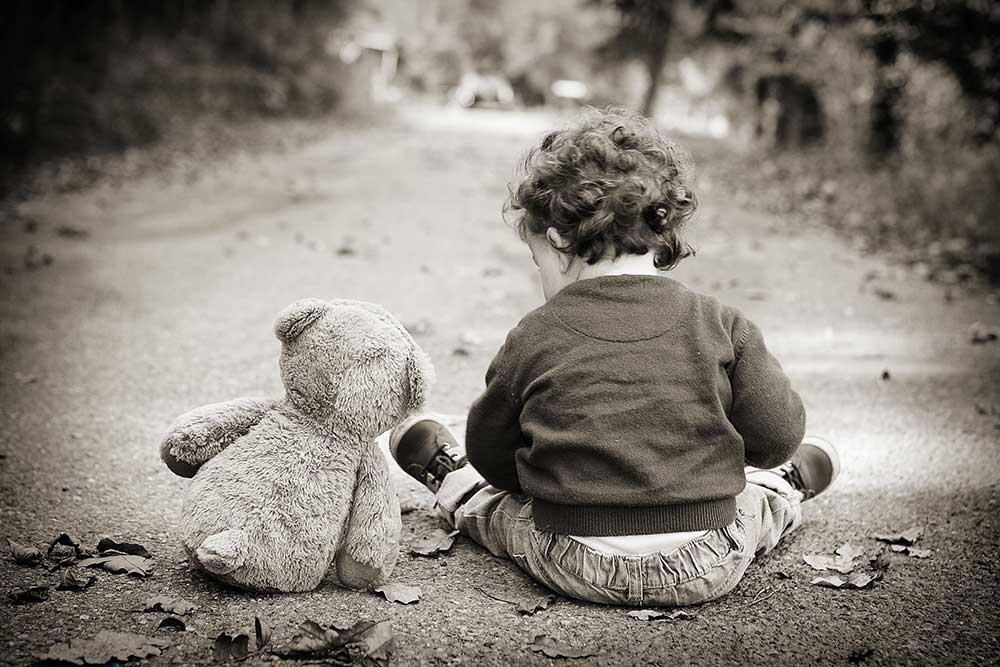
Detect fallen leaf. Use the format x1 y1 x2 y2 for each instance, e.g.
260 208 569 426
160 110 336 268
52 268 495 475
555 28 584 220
869 547 892 572
274 620 341 657
273 618 393 665
57 569 96 591
35 630 169 665
409 529 459 557
56 225 90 239
516 594 555 615
254 616 271 650
889 545 931 558
873 527 923 546
969 322 998 344
214 633 235 662
810 571 883 589
157 616 186 632
229 634 249 661
375 582 421 604
849 646 876 663
47 533 81 557
835 543 866 561
340 620 394 665
802 550 859 574
7 538 43 566
626 609 696 621
9 584 50 604
77 554 152 577
96 537 151 559
529 634 596 659
144 595 196 615
773 571 793 580
872 287 896 300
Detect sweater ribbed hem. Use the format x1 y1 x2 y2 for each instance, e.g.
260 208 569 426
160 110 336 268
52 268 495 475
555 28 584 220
532 497 737 536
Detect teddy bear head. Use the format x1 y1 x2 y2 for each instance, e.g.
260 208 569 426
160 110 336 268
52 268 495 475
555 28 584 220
273 298 434 439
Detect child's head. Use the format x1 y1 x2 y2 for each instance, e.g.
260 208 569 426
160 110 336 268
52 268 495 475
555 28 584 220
507 107 697 296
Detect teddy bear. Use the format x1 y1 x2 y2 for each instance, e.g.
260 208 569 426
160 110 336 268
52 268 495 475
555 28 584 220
159 298 433 593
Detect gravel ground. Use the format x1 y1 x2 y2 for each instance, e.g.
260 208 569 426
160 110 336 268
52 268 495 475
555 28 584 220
1 106 998 666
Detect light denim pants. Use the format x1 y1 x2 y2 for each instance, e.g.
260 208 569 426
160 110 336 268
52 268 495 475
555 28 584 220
436 464 803 607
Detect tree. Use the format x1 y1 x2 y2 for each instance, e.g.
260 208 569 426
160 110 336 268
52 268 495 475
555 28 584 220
595 0 678 115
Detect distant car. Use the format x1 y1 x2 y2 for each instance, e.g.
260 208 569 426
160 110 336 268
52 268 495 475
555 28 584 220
451 73 515 109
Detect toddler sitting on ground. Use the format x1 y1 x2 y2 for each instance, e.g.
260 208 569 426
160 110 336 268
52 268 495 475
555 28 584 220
390 106 839 606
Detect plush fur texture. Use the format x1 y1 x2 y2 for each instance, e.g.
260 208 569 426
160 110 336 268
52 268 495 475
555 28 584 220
160 298 434 593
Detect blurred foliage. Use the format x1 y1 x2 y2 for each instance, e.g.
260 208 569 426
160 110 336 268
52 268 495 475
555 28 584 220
1 0 354 187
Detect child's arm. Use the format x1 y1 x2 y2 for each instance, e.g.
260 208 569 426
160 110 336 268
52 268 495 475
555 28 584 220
465 347 526 491
160 397 278 477
729 319 806 469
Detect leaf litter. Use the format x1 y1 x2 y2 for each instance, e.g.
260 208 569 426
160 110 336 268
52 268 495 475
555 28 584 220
409 529 459 557
57 569 97 591
872 527 923 545
77 553 152 577
517 594 556 615
375 582 421 604
273 618 393 666
144 595 196 615
35 631 169 665
811 571 883 589
890 545 931 558
529 634 596 659
626 609 697 622
803 543 866 574
7 538 44 566
9 584 50 604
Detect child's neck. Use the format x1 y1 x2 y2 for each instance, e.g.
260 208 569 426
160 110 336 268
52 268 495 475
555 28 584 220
573 252 660 283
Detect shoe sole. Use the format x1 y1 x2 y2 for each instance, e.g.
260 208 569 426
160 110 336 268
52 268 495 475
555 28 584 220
389 414 459 459
800 435 841 492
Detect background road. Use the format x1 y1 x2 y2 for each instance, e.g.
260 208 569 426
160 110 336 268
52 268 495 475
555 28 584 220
1 108 998 666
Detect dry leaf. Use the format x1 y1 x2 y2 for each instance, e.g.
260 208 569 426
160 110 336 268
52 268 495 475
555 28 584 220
96 537 151 559
529 634 596 659
375 582 421 604
254 616 271 650
157 616 186 632
835 543 865 561
274 620 341 657
273 618 393 665
873 527 923 545
803 554 855 574
47 533 81 560
810 571 883 589
57 569 96 591
35 630 169 665
409 529 459 557
77 554 152 577
517 594 555 615
969 322 998 344
889 545 931 558
626 609 696 621
7 538 43 566
869 547 892 572
144 595 196 615
9 584 50 604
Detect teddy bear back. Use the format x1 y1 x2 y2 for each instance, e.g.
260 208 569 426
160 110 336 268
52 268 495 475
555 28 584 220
274 298 433 441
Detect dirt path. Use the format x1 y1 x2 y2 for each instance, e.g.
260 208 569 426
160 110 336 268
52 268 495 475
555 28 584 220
1 107 998 666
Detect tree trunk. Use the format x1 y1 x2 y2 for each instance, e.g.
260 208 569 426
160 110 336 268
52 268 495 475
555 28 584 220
641 37 669 116
869 34 902 158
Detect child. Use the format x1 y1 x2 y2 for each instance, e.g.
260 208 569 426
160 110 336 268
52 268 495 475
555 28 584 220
389 106 839 607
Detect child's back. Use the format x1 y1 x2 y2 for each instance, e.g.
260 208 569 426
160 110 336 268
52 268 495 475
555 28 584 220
390 106 839 606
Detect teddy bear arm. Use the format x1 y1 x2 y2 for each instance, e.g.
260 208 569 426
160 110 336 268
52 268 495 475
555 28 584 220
160 397 278 476
335 446 402 590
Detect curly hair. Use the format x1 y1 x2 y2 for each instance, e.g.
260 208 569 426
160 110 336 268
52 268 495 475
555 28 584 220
506 106 697 270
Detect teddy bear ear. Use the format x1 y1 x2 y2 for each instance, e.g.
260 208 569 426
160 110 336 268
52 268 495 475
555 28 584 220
274 298 328 342
405 348 435 413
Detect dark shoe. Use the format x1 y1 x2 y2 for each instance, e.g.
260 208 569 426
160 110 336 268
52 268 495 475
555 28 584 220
775 436 841 501
389 416 466 492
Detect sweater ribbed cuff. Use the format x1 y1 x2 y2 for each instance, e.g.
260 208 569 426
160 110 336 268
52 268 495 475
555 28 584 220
532 497 737 536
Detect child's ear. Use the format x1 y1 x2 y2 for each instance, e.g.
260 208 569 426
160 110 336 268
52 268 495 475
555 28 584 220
546 228 574 273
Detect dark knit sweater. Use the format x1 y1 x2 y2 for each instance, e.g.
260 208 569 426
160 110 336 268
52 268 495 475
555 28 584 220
465 275 806 536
